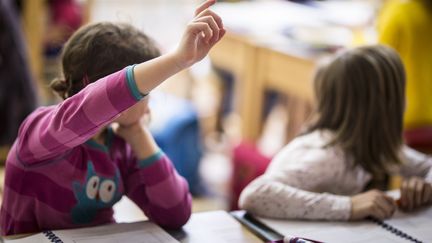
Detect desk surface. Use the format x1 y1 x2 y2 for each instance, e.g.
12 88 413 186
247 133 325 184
170 210 262 243
113 198 261 243
114 197 262 243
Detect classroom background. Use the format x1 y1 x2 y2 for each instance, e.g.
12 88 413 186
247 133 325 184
0 0 427 220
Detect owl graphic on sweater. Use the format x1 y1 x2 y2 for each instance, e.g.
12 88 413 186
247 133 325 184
71 161 122 224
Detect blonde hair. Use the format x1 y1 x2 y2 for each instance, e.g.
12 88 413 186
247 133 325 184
307 45 406 177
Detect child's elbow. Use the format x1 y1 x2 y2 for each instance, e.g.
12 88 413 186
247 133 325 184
238 179 271 215
238 186 256 212
158 194 192 229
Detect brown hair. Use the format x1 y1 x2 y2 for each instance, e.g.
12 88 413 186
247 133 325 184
50 22 161 99
307 45 406 177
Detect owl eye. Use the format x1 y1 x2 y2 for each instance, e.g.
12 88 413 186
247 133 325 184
86 176 100 199
99 180 116 203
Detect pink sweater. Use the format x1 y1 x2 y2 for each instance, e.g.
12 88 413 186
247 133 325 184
0 66 192 236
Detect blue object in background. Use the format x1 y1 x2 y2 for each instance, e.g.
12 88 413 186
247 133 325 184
149 92 205 196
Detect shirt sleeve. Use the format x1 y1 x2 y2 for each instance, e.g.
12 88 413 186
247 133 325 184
400 146 432 183
16 66 143 165
123 150 192 229
239 149 352 221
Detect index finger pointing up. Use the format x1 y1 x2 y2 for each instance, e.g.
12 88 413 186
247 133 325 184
195 0 216 16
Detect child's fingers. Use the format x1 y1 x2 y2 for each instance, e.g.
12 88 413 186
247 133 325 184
401 179 414 210
194 16 219 42
216 28 226 43
195 0 216 17
383 194 397 215
208 27 226 47
400 180 408 209
407 179 415 210
423 183 432 204
376 195 396 218
196 9 223 30
371 204 387 220
187 22 213 43
414 179 424 207
383 194 396 206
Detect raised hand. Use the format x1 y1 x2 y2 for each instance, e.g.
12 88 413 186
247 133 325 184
174 0 225 69
132 0 226 95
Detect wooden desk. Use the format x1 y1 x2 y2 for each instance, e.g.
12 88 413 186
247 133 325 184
210 32 317 141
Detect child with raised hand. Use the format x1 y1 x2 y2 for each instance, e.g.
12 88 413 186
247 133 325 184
239 45 432 221
0 0 225 236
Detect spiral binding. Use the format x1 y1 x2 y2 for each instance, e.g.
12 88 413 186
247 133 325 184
42 230 64 243
367 216 423 243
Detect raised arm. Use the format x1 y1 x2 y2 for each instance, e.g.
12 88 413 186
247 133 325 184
16 0 225 165
16 68 138 164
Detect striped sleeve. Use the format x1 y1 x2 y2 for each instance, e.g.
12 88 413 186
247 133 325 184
124 151 192 229
17 66 142 165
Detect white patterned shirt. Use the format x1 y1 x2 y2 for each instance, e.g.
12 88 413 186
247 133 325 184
239 130 432 220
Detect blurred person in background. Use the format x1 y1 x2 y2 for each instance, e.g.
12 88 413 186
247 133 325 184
0 0 37 155
378 0 432 152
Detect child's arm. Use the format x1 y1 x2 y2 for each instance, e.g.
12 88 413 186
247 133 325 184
16 69 140 164
15 0 224 164
116 123 191 229
239 175 352 221
239 175 396 221
132 0 225 94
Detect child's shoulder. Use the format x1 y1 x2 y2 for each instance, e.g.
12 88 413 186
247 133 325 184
272 130 342 167
288 130 334 150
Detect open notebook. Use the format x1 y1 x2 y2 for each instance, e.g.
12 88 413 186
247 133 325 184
233 190 432 243
255 206 432 243
4 221 179 243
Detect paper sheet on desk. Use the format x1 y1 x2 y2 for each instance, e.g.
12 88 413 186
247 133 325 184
385 207 432 242
258 205 432 243
258 217 407 243
385 189 432 241
53 222 178 243
182 211 257 243
5 221 179 243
